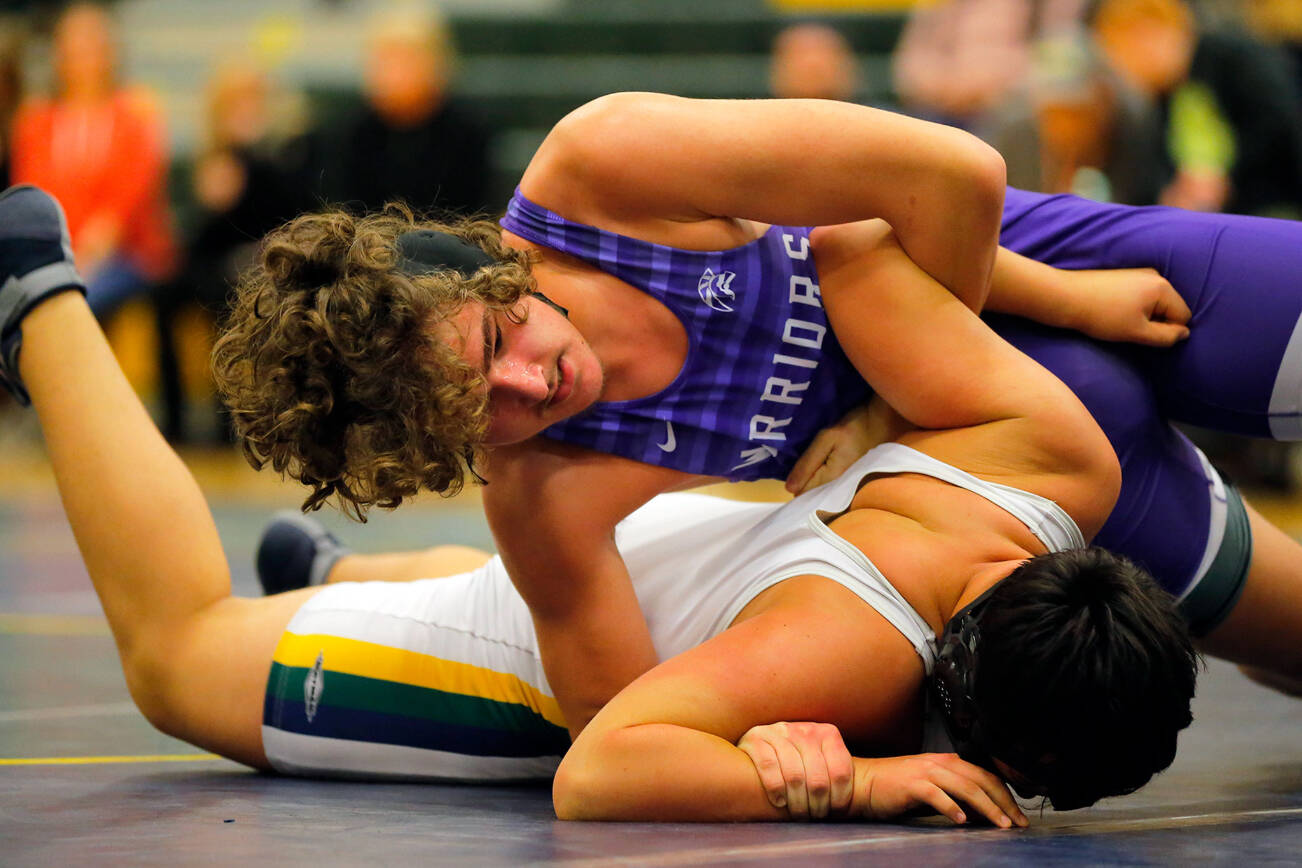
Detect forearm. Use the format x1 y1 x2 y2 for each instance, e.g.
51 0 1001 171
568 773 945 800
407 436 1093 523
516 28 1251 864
985 246 1079 328
534 602 659 738
554 723 786 821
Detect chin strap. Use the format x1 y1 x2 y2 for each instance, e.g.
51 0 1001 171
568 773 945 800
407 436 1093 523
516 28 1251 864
531 289 569 319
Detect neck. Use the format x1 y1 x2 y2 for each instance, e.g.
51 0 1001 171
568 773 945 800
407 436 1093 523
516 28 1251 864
563 285 650 399
533 251 687 403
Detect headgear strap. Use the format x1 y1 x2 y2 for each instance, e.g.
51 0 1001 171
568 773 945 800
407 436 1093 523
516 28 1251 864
396 229 495 278
394 229 570 319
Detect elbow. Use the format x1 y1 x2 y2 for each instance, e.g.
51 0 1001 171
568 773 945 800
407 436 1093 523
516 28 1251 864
936 128 1006 217
962 137 1007 218
552 748 607 820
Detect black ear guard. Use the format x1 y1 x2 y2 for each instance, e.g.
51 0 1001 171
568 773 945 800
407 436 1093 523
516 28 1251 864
931 585 995 772
397 229 496 278
394 229 569 318
932 583 1096 811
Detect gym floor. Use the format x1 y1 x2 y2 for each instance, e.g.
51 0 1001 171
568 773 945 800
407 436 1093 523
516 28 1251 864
3 445 1301 866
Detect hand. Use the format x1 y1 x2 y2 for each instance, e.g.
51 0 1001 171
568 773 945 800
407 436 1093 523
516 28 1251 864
855 753 1029 828
1160 169 1230 213
1062 267 1191 347
738 721 855 820
786 402 904 495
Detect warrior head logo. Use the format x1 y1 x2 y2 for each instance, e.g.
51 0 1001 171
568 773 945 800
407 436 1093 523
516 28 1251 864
698 268 737 312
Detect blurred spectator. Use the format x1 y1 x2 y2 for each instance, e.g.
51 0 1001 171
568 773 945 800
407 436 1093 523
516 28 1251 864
892 0 1088 129
891 0 1089 190
1025 30 1164 203
0 26 23 188
156 58 307 443
10 2 176 319
182 58 306 313
769 21 858 102
318 5 493 215
1243 0 1302 97
1092 0 1302 216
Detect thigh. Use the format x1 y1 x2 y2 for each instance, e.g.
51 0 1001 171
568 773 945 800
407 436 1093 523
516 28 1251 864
261 573 568 782
1197 500 1302 679
139 588 316 769
1001 189 1302 438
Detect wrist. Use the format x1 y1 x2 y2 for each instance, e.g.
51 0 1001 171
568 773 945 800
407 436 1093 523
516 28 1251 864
1043 267 1086 331
848 757 876 818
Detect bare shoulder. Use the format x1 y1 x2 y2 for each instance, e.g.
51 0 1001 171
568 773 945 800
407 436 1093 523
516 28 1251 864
519 93 680 218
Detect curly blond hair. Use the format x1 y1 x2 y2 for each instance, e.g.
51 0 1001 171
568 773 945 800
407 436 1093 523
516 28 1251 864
212 203 535 519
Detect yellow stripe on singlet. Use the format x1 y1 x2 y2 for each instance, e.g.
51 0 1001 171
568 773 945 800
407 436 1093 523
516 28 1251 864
272 631 565 728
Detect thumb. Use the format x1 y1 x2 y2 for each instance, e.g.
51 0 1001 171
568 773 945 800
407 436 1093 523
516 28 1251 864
1137 320 1191 347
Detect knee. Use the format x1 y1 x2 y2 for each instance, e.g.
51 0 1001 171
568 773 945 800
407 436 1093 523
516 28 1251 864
118 636 190 738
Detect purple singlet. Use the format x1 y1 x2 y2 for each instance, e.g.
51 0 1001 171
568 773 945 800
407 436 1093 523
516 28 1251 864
502 190 870 481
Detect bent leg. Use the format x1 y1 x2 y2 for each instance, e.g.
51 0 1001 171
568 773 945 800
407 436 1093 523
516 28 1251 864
19 292 305 766
1001 189 1302 438
262 573 566 781
329 546 494 584
1197 501 1302 696
989 316 1214 594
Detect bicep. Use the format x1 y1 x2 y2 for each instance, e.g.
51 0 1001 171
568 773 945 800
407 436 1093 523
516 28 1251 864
523 92 999 229
816 226 1119 528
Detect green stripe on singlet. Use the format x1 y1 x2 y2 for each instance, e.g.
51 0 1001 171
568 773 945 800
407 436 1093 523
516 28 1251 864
266 662 569 739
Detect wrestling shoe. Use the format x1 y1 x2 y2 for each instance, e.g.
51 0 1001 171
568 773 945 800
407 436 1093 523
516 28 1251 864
256 510 351 595
0 185 87 406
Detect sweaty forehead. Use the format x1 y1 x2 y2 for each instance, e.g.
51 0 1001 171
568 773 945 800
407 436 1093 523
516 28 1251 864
430 302 489 375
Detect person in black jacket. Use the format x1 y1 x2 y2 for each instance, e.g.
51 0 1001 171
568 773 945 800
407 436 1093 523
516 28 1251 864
1093 0 1302 217
320 7 493 217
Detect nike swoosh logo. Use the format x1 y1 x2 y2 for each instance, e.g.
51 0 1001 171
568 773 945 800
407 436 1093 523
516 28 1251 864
657 420 677 453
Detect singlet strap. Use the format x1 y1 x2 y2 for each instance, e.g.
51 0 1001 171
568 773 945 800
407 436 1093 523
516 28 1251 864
815 443 1085 553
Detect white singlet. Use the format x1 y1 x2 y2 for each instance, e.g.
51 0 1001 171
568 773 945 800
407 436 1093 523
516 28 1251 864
261 442 1084 781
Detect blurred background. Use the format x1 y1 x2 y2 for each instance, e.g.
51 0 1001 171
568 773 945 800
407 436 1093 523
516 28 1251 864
1 0 1301 508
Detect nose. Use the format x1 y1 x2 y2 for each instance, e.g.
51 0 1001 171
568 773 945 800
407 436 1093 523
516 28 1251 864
487 358 550 404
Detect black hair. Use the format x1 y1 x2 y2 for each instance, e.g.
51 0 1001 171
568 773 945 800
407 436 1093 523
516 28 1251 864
974 547 1199 809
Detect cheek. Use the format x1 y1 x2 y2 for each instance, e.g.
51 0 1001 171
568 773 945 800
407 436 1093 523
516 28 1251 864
484 404 544 446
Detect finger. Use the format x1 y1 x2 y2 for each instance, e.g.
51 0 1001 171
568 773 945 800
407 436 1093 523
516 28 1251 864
821 730 856 814
816 443 859 486
769 733 812 819
930 765 1015 829
802 461 837 494
1135 320 1192 347
908 781 967 825
1152 282 1192 325
791 730 833 819
951 759 1028 828
738 735 789 810
786 432 839 493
